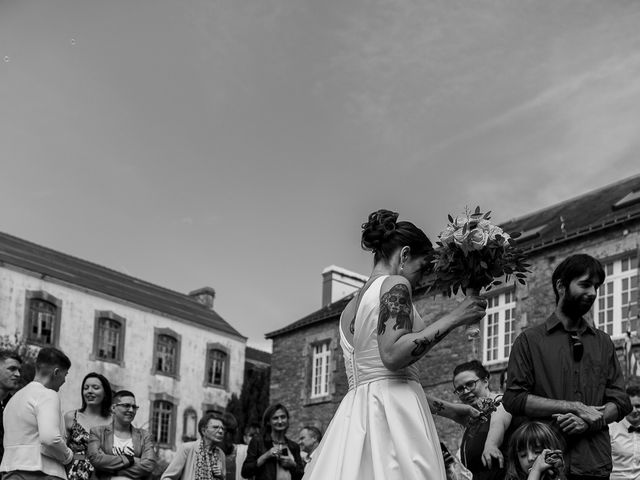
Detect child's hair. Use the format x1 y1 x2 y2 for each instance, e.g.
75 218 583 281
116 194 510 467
505 421 566 480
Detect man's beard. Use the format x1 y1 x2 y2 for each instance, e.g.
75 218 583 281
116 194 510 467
561 291 595 317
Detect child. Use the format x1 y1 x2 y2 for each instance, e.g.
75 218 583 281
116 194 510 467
505 422 566 480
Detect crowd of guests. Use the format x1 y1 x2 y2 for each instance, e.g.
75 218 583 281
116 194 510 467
0 253 639 480
0 347 321 480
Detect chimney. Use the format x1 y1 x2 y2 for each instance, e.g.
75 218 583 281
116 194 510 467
321 265 367 306
188 287 216 309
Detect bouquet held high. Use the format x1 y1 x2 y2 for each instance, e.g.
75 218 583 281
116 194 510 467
418 207 530 337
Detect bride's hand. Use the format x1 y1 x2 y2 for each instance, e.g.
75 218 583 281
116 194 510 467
450 295 487 328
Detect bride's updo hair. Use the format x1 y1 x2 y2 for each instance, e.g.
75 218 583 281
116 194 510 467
361 209 432 263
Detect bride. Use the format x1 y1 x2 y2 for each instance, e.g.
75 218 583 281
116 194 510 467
302 209 487 480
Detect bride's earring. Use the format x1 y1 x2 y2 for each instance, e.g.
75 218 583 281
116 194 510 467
400 262 405 273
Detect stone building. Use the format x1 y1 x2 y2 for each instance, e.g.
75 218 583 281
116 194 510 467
266 174 640 451
0 232 246 460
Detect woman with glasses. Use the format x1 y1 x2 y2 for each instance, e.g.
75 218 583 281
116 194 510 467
241 403 304 480
162 413 227 480
454 360 512 480
64 372 113 480
87 390 157 480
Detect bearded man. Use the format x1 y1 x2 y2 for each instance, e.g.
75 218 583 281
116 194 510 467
503 254 631 480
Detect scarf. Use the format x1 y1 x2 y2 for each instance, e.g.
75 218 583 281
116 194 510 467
195 441 221 480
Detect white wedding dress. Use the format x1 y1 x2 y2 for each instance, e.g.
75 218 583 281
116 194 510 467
303 276 446 480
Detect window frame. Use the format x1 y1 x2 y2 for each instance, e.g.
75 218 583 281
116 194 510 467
181 407 198 442
482 287 517 365
23 290 62 347
310 340 331 399
149 393 177 449
593 252 639 338
151 328 181 379
203 343 230 390
92 311 126 366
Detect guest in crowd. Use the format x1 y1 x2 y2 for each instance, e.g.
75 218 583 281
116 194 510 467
241 403 304 480
161 413 226 480
609 385 640 480
242 424 260 446
220 412 246 480
504 421 566 480
503 254 631 480
64 372 113 480
0 350 22 462
297 426 321 471
0 347 74 480
454 360 512 480
87 390 156 480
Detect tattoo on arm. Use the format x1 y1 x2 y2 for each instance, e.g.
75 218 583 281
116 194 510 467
432 400 445 415
378 284 413 335
411 329 449 357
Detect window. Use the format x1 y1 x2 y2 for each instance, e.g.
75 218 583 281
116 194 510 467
594 254 638 337
182 408 197 442
151 400 175 446
205 347 228 388
483 289 517 364
28 299 56 345
311 341 331 398
153 329 181 378
92 312 126 364
24 291 62 346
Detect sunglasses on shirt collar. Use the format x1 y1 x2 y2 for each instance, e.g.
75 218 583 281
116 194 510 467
569 334 583 362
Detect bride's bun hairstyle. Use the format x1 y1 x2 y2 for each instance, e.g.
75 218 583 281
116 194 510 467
361 209 432 263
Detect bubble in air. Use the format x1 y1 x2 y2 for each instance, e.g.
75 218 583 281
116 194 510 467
3 56 9 63
70 38 76 46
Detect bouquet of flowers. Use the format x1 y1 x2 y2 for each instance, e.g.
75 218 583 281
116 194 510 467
416 207 530 337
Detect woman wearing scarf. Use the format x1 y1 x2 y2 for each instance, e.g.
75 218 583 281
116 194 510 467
162 413 226 480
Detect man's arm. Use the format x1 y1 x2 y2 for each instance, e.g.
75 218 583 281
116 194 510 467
36 392 74 465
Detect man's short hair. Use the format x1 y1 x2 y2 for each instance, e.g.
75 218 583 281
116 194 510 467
301 425 322 443
113 390 136 402
551 254 605 304
626 385 640 397
0 349 22 364
36 347 71 371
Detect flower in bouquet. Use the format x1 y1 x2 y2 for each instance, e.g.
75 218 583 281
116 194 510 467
419 206 530 297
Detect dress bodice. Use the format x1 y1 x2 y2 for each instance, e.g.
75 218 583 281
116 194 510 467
340 276 422 389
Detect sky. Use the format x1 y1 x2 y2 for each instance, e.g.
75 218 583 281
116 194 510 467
1 0 640 352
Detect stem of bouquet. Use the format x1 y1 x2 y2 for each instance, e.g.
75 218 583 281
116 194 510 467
466 287 482 357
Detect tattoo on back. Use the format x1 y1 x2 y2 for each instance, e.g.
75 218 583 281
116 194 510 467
378 284 413 335
411 329 448 356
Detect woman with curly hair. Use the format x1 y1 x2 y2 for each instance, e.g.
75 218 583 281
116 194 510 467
302 209 487 480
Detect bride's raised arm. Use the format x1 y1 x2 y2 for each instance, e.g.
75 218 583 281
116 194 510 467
376 276 486 371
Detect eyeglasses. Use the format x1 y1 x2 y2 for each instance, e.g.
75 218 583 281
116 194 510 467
208 425 225 432
115 403 139 411
453 378 481 396
569 334 583 362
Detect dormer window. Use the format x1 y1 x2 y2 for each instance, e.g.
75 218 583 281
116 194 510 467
612 191 640 210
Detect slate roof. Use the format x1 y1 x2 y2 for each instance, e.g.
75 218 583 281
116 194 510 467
266 174 640 338
245 346 272 365
0 231 245 339
501 173 640 252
